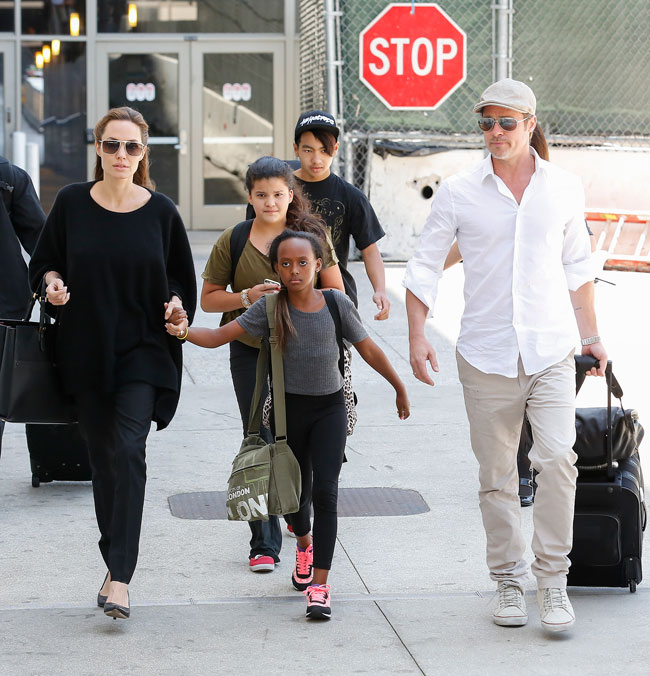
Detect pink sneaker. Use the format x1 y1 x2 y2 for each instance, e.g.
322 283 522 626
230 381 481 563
291 544 314 591
304 584 331 620
287 523 296 538
249 555 275 573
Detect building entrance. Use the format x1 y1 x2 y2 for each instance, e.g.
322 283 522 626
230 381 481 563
96 39 286 229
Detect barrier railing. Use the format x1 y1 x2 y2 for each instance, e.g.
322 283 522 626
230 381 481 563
586 211 650 273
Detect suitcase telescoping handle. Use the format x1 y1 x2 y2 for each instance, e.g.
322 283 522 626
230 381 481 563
574 356 616 480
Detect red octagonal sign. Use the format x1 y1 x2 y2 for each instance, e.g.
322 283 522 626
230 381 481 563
359 3 466 110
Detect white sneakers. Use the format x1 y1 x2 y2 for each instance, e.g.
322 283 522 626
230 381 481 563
536 587 576 632
493 581 528 626
493 582 575 632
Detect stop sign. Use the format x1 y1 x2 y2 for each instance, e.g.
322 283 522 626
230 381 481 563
359 3 466 110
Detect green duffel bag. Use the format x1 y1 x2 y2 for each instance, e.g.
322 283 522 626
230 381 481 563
225 294 301 522
226 434 272 522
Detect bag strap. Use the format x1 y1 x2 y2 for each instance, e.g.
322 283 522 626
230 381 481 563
322 290 345 377
246 337 270 436
265 293 288 440
21 277 48 323
229 220 253 285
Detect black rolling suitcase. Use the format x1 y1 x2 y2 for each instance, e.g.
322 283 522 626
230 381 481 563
25 423 92 487
568 357 646 592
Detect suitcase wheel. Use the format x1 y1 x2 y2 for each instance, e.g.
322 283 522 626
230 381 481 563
31 474 40 488
629 579 637 593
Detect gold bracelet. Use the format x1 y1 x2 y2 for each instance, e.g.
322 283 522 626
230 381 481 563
177 326 189 341
241 288 251 308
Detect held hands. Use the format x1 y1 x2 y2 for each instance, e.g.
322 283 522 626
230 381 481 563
372 291 391 321
164 299 187 338
248 282 281 304
409 334 439 386
581 341 608 377
46 278 70 306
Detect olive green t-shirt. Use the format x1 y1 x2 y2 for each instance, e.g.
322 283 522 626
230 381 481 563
201 222 338 348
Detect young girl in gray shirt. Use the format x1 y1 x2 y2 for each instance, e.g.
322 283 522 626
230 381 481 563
168 229 409 621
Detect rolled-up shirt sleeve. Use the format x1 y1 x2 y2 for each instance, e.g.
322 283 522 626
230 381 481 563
402 180 457 317
562 179 594 291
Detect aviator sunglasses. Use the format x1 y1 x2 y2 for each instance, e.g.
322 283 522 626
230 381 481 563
99 139 146 156
478 115 531 132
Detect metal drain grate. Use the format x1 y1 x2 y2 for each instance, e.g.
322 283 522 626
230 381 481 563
168 487 429 520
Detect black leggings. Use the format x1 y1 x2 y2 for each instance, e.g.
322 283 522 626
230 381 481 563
285 389 347 571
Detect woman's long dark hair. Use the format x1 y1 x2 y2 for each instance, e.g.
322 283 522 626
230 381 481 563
245 156 329 243
268 230 325 350
94 106 154 188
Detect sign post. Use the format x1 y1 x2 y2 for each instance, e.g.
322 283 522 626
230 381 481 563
359 3 466 110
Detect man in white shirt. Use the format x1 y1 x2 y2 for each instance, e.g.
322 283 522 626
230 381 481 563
404 79 607 633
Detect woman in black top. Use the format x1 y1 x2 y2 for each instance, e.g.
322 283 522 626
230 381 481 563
29 107 196 620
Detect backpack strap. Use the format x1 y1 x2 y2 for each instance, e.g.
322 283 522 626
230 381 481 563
229 220 253 285
322 290 345 378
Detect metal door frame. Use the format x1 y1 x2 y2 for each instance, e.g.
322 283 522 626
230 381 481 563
93 41 191 224
0 40 17 158
189 39 286 230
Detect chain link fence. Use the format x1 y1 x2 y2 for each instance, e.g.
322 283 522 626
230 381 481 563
512 0 650 144
299 0 328 112
299 0 650 191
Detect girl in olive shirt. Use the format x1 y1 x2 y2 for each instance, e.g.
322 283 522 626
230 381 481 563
201 156 343 572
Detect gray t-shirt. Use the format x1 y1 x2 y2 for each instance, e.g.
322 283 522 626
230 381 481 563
236 290 368 396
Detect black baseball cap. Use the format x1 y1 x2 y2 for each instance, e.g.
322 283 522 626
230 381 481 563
294 110 340 143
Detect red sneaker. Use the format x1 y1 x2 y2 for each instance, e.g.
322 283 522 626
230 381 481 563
304 584 331 620
249 555 275 573
291 544 314 591
287 523 296 538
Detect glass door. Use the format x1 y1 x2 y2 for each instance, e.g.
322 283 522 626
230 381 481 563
95 42 191 223
190 42 286 229
0 42 16 158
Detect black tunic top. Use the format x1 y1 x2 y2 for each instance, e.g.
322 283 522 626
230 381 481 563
28 182 196 430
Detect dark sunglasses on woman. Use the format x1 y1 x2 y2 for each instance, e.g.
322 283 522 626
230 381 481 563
99 140 146 156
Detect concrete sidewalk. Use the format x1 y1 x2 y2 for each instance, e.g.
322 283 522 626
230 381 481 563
1 237 648 676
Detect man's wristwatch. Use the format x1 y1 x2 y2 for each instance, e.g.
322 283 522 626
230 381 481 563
581 335 601 346
241 288 251 308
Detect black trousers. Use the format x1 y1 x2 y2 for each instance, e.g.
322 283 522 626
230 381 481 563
75 382 156 584
229 341 282 561
285 389 347 571
0 419 4 458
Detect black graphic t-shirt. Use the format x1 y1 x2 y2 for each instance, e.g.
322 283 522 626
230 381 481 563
246 170 384 306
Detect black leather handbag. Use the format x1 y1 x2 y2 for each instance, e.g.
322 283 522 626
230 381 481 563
0 287 76 424
573 355 644 473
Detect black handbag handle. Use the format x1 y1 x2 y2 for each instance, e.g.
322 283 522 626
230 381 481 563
20 279 53 353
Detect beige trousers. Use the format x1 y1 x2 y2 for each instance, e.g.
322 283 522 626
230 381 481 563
456 350 577 589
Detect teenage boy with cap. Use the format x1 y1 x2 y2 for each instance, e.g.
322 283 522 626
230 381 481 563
404 78 606 632
248 110 389 318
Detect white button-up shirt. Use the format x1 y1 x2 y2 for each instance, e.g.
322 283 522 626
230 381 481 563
403 149 594 377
